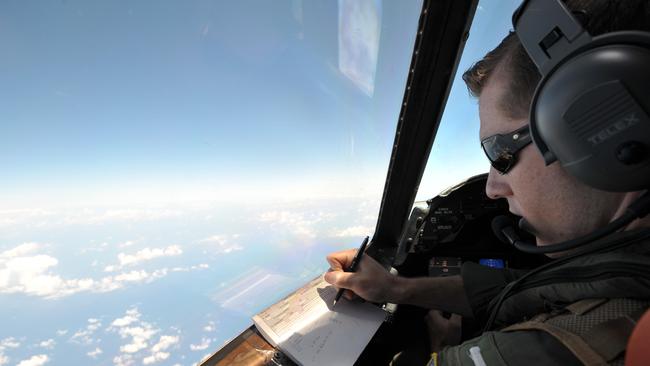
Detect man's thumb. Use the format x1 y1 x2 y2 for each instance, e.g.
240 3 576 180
324 271 340 285
324 271 353 288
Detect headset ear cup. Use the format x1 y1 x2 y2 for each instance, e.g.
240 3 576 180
530 32 650 192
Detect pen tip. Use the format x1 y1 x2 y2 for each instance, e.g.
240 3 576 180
332 300 337 307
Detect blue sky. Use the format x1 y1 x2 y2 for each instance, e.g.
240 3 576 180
0 1 520 365
418 1 523 199
0 0 418 208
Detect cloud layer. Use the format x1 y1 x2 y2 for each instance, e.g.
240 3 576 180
0 243 207 299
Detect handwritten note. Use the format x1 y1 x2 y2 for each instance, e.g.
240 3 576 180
253 275 386 366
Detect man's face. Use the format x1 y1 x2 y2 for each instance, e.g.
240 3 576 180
478 71 625 247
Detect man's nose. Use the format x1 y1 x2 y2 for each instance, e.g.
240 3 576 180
485 166 512 200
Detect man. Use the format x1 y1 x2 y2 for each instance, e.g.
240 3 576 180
324 0 650 364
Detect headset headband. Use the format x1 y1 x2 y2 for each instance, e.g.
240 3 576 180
513 0 592 75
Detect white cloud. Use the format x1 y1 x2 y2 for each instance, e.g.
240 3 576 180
143 335 179 364
0 242 40 258
151 335 179 352
119 326 156 354
0 243 206 299
113 354 134 366
118 246 182 267
55 330 68 336
87 347 102 359
190 337 211 351
109 308 183 365
109 308 158 356
69 208 183 224
69 318 102 345
104 246 183 272
0 337 20 349
143 353 169 365
0 208 183 229
69 330 93 345
0 338 18 366
198 235 243 254
0 243 94 298
171 263 209 272
16 354 48 366
259 210 328 239
103 265 117 273
118 240 136 248
0 209 53 229
111 308 140 327
108 308 180 366
38 339 55 349
80 242 109 253
202 321 216 332
112 270 163 283
332 225 372 238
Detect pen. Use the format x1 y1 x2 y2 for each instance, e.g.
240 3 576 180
332 236 369 307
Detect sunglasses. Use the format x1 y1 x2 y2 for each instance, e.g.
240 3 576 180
481 124 532 174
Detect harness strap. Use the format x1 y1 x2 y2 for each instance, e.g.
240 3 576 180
503 321 607 366
564 298 608 315
582 306 648 361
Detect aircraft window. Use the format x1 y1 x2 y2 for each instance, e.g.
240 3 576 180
417 0 522 201
0 1 421 364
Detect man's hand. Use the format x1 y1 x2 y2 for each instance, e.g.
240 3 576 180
425 310 462 352
323 249 397 303
323 250 473 317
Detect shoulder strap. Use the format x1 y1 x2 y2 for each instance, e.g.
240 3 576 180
503 320 607 366
503 299 649 365
583 306 647 361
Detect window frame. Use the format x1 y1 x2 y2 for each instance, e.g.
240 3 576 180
369 0 479 263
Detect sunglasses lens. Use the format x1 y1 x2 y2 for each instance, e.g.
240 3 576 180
481 137 513 174
481 125 531 174
491 156 513 174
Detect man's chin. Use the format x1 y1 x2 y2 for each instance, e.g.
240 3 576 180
533 233 559 248
535 236 576 258
519 219 557 253
518 217 538 235
515 217 571 257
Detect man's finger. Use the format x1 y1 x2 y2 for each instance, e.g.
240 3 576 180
323 271 355 289
326 249 357 270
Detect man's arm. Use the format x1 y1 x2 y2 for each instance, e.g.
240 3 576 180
323 249 473 317
391 275 473 317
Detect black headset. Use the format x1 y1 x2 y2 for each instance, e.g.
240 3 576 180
493 0 650 254
514 0 650 192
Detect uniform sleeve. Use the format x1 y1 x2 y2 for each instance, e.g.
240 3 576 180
460 262 528 322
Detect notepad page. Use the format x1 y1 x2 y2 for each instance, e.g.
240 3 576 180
279 280 385 366
253 275 386 366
